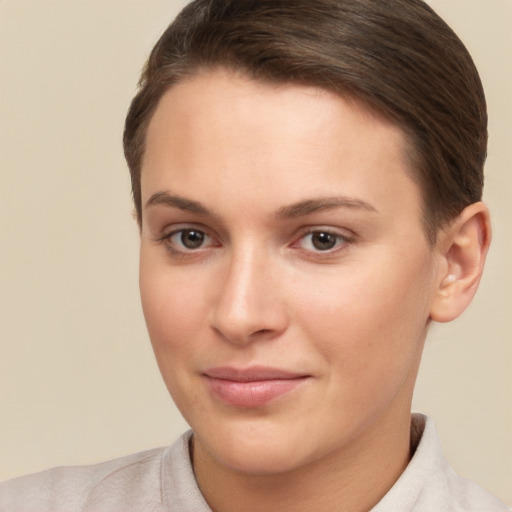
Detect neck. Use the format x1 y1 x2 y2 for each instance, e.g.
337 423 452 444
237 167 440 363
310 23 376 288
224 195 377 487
193 407 413 512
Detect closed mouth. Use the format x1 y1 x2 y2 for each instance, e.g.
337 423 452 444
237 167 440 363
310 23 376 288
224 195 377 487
203 366 310 407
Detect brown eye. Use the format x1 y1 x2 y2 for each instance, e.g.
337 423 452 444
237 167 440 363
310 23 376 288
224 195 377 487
164 228 213 252
311 232 338 251
161 227 219 256
297 230 349 253
179 229 205 249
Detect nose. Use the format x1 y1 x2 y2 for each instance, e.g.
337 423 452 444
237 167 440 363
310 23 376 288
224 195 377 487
209 248 289 346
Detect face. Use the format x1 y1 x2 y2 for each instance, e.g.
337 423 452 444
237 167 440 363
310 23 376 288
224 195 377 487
139 69 438 476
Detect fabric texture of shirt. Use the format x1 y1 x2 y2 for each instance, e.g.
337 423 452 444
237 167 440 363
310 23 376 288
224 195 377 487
0 414 509 511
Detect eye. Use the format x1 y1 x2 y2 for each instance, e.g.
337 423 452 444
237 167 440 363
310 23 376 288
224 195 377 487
165 228 214 251
297 230 349 252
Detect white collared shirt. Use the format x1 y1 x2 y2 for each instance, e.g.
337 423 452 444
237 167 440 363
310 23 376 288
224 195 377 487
1 414 509 511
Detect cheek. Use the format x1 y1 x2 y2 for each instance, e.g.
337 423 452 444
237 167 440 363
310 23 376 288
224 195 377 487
293 251 433 378
139 258 210 417
139 253 207 356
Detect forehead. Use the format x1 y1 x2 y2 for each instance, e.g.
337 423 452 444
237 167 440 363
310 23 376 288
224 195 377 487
141 69 421 222
145 69 402 152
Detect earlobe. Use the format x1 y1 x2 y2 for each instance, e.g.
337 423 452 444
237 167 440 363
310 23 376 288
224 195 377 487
430 202 491 323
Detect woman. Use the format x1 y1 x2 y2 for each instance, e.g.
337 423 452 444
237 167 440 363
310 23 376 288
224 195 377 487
1 0 509 510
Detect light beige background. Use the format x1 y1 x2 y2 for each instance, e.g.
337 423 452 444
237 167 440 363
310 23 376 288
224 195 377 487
1 0 511 504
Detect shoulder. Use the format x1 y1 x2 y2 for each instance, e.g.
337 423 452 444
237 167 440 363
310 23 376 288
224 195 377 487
373 414 510 512
0 446 167 512
0 431 211 512
444 470 511 512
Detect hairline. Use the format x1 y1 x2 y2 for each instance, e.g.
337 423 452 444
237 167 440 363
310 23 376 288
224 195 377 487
133 63 439 244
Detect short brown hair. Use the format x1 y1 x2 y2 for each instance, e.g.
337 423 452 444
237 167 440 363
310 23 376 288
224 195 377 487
123 0 487 243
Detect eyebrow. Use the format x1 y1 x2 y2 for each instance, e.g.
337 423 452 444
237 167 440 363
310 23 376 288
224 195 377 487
145 192 210 215
145 192 377 218
276 196 377 218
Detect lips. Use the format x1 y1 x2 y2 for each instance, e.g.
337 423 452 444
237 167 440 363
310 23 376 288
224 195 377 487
203 366 310 408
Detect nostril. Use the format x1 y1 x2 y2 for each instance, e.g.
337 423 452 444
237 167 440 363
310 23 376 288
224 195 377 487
248 328 279 341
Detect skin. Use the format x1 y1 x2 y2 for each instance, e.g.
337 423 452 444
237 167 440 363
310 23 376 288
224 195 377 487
138 69 490 512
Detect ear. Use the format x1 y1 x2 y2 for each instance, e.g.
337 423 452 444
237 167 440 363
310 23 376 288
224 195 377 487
430 202 491 323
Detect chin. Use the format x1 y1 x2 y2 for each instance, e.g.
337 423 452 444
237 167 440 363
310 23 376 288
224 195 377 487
212 441 307 475
193 417 327 476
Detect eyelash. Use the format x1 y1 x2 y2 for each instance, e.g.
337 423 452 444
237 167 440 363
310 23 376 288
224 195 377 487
156 226 354 257
156 227 218 255
292 229 352 254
